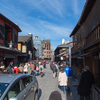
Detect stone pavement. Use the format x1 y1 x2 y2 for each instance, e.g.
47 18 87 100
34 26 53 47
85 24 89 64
37 64 80 100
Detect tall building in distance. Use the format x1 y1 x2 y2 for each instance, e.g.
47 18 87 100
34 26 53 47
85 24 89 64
33 36 42 59
42 40 51 60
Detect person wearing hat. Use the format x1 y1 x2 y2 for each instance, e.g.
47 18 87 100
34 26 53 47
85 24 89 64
77 65 94 100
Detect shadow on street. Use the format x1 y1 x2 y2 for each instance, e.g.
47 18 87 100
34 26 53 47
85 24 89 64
38 88 42 100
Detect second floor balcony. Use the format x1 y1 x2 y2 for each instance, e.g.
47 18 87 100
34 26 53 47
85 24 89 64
72 25 100 52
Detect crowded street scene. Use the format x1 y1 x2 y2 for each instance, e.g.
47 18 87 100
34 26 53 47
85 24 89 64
0 60 79 100
0 0 100 100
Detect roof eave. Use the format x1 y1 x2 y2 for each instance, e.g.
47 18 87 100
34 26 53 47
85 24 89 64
0 13 22 32
69 0 96 37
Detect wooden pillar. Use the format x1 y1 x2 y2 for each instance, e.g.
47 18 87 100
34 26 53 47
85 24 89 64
92 55 95 75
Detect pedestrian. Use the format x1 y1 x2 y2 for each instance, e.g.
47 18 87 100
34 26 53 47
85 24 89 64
19 64 24 74
62 61 66 68
13 66 19 74
55 62 59 77
49 91 62 100
23 63 28 74
43 60 46 68
0 63 5 73
64 64 73 93
58 67 68 93
39 60 41 65
34 60 37 70
39 63 44 77
6 64 14 74
30 62 35 75
64 64 73 77
52 63 58 78
36 60 39 65
27 63 31 74
35 64 39 76
50 61 53 70
77 65 94 100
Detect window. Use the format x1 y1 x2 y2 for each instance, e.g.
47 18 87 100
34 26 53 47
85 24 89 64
14 34 18 43
4 79 25 100
0 83 9 98
22 45 27 53
0 25 4 39
22 77 32 87
18 43 21 51
7 81 21 99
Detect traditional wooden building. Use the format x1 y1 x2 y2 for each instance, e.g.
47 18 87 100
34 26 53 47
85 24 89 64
0 13 21 67
70 0 100 99
18 33 35 64
54 42 73 66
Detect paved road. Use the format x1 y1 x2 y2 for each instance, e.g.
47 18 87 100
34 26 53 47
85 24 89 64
36 64 66 100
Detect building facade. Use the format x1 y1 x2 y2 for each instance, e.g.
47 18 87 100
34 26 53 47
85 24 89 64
54 42 73 66
0 13 21 67
42 40 51 60
33 36 42 59
70 0 100 99
18 33 35 63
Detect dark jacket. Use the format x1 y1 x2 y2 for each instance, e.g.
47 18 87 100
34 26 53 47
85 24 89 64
49 91 62 100
52 65 57 73
6 66 13 74
77 71 94 96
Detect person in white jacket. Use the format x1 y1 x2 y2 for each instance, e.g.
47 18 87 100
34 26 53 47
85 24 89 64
58 67 68 93
24 63 28 74
39 63 44 77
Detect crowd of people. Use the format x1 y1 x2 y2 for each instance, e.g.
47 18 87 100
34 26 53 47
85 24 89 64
50 61 73 94
0 60 47 77
0 59 94 100
49 61 94 100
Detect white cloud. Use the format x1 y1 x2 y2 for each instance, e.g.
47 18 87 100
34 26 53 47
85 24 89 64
73 0 79 15
0 0 85 49
16 0 68 18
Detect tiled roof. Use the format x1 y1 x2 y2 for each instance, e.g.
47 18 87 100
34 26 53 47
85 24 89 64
18 35 31 43
0 13 21 32
54 42 73 52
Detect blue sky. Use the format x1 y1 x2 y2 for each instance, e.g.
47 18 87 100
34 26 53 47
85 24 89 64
0 0 86 50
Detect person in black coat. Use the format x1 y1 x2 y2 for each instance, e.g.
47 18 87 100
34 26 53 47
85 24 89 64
77 65 94 100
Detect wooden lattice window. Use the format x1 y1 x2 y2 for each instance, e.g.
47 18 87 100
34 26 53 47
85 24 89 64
0 25 4 39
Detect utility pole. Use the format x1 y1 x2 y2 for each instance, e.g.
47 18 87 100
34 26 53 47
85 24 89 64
69 46 71 67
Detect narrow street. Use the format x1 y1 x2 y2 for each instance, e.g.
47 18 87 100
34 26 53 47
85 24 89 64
37 64 66 100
